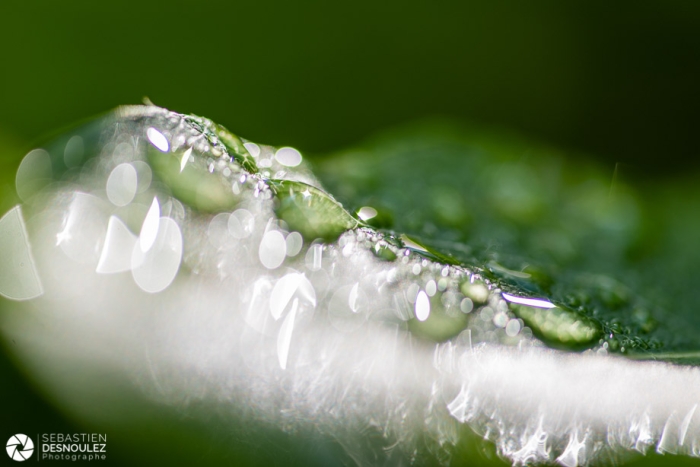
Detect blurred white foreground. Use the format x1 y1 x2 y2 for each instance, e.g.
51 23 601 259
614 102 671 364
1 107 699 466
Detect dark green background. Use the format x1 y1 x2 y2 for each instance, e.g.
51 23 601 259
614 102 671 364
1 0 699 173
1 1 699 465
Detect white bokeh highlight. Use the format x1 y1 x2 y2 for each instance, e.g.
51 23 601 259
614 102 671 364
106 163 138 206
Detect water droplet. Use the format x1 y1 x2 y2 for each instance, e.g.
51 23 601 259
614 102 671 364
372 243 397 261
461 281 489 303
275 147 302 167
502 292 556 309
510 303 601 349
460 297 474 313
505 318 522 337
357 206 378 221
425 279 437 297
271 180 358 242
244 142 260 158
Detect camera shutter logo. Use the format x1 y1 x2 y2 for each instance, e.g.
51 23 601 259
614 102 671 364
6 435 34 462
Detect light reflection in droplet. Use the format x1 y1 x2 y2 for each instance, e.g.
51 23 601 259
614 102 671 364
140 197 161 252
56 193 108 265
259 230 286 269
285 232 303 257
401 235 429 253
502 292 556 309
296 274 317 306
0 206 43 300
106 163 138 207
305 244 323 271
146 127 169 152
277 297 298 370
415 290 430 321
97 216 138 274
179 147 193 172
357 206 378 221
275 147 302 167
131 217 182 293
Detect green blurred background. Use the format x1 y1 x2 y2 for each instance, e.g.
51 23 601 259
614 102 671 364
1 0 699 465
2 0 699 173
